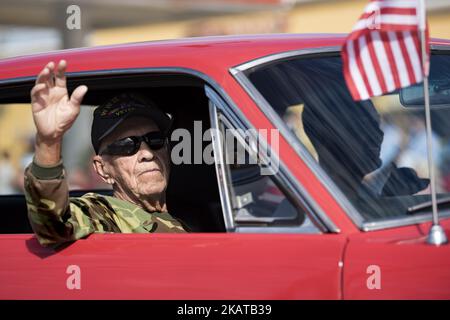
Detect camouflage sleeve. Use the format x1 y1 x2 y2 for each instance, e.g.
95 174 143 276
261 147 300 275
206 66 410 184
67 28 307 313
24 158 95 249
152 211 188 233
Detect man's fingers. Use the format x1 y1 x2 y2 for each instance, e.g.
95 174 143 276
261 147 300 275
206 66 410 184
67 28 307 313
35 61 55 87
30 83 48 113
70 85 88 106
35 66 50 85
30 83 47 100
46 61 55 87
55 60 67 88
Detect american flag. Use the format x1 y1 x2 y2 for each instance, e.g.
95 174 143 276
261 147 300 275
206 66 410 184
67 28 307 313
341 0 429 101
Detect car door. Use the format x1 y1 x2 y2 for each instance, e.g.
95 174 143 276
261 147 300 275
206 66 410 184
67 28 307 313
1 232 347 299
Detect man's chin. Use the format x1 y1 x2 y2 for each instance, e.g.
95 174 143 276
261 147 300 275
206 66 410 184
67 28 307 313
137 185 166 198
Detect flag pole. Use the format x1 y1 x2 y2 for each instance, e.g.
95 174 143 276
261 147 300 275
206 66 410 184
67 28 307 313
418 0 448 245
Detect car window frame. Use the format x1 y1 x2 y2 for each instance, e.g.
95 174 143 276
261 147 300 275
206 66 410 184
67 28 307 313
230 45 450 232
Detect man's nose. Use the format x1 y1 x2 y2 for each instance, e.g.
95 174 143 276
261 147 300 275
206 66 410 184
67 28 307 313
137 141 155 162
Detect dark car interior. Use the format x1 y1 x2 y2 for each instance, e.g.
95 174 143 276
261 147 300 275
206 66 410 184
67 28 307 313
0 72 226 234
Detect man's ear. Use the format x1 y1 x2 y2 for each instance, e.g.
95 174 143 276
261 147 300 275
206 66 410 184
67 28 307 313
92 155 114 185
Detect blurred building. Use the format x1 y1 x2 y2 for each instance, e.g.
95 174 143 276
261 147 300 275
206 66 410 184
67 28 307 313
1 0 449 56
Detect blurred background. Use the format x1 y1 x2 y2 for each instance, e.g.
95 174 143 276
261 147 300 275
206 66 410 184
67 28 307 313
1 0 450 57
0 0 450 194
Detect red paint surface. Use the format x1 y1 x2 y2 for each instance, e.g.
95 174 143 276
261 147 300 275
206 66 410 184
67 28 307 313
0 34 347 81
343 219 450 299
0 233 345 299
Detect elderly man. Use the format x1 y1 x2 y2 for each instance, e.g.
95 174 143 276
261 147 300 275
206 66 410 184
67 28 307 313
25 60 186 249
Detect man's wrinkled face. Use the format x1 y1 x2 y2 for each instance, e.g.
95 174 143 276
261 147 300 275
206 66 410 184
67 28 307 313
98 116 170 200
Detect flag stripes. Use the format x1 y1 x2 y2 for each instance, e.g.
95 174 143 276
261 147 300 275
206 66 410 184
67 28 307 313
342 0 428 101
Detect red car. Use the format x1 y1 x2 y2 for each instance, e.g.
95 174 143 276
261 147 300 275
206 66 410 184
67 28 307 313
0 34 449 299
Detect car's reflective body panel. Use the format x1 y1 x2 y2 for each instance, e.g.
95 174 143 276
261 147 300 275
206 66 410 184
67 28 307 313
0 234 346 299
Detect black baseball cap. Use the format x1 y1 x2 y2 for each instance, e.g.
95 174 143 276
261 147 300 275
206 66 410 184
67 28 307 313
91 92 172 154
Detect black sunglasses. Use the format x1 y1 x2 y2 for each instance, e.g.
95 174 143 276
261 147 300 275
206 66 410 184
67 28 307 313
100 131 167 156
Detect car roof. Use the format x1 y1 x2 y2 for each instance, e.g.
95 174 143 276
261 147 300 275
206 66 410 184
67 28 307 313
0 33 449 82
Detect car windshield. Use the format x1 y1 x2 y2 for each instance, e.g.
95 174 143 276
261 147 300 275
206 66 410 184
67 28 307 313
244 52 450 223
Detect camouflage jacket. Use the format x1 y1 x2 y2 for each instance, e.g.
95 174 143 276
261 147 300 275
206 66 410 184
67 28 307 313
24 158 186 249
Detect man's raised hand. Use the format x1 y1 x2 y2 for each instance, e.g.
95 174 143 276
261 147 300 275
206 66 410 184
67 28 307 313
31 60 88 143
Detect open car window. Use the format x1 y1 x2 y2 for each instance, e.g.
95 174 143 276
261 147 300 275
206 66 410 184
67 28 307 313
243 53 450 224
0 72 225 234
